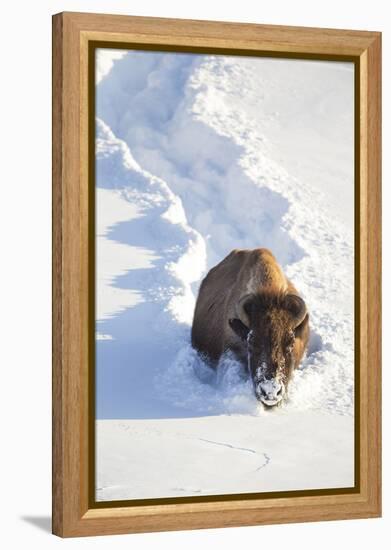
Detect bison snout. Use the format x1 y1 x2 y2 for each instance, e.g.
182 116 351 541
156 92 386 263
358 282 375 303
255 379 284 407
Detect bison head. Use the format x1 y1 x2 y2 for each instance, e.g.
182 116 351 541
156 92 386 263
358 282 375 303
229 292 308 407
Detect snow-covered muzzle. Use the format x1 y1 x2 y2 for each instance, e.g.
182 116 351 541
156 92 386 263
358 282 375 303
253 370 286 407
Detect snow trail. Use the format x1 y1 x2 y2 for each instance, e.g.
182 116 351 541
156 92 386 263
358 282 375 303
186 56 354 415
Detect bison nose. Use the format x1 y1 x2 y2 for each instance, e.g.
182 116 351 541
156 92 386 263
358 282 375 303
257 379 284 406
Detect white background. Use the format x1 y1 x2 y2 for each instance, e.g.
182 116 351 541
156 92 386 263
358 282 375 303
0 0 388 547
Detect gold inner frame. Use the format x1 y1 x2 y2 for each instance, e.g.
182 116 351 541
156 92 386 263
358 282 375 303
87 40 360 509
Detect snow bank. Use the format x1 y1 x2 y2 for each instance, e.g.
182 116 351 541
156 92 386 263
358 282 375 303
96 118 207 418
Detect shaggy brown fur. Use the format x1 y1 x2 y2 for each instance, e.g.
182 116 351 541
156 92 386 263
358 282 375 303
191 248 309 401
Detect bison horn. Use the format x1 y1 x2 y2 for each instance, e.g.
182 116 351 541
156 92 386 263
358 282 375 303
235 293 256 327
283 294 307 327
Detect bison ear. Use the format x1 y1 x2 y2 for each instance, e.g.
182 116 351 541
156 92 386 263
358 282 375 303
236 293 257 327
283 294 307 328
229 318 250 341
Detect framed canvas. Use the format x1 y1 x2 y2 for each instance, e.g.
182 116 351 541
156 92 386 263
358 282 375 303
52 12 381 538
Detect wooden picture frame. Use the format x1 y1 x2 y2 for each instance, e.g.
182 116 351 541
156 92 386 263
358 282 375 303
52 11 381 538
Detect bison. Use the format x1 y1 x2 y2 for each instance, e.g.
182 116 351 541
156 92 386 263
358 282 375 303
191 248 309 407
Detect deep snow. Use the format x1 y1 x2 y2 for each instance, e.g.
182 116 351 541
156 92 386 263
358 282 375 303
95 50 355 500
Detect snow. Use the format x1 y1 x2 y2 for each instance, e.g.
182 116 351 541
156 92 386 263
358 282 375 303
95 49 355 501
96 49 128 84
97 413 354 501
